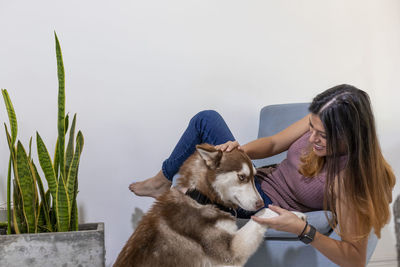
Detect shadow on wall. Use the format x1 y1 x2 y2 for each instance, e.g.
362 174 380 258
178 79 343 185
0 175 6 207
131 207 145 230
79 204 87 224
394 196 400 267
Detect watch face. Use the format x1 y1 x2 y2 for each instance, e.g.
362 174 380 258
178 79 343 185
300 225 316 244
303 235 313 244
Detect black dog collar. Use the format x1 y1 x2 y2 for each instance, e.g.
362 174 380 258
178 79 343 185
185 189 237 217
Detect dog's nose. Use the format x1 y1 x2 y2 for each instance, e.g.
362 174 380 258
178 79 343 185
255 199 264 209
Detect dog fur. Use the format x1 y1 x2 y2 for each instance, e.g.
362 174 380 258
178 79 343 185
114 144 304 267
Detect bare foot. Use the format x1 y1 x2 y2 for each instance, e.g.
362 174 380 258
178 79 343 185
129 170 172 198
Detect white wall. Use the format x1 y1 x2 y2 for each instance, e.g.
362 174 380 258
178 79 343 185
0 0 399 266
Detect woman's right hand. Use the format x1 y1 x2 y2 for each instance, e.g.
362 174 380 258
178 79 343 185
215 141 242 152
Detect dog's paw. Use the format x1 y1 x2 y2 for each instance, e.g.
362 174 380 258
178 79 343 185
292 211 307 221
254 208 279 219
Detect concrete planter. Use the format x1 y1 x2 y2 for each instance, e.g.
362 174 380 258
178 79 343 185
0 209 105 267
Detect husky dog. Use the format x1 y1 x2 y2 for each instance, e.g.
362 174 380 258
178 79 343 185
114 144 305 267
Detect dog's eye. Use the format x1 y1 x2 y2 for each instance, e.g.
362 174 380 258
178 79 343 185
238 174 246 181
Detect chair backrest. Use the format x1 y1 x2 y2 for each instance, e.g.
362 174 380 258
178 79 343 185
252 103 310 168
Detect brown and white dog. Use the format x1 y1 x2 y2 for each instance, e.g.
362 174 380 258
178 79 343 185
114 144 305 267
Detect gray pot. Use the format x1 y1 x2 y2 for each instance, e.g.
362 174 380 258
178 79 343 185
0 222 105 267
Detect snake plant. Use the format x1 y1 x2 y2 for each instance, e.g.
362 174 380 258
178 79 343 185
1 32 84 234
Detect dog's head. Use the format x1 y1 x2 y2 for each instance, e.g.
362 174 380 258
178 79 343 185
181 143 264 211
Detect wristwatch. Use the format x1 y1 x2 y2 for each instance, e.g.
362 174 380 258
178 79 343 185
298 221 317 244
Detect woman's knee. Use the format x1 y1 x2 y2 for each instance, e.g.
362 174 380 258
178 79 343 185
190 110 222 126
190 110 235 143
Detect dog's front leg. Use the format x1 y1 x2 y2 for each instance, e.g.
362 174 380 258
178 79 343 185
230 208 278 265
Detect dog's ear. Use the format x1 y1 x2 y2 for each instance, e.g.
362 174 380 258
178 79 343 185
196 144 222 169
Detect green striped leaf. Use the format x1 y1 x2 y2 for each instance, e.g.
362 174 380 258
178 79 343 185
36 132 58 202
16 141 37 233
55 32 66 181
4 125 19 203
12 180 25 234
31 161 53 232
70 202 78 231
46 190 57 229
6 157 12 234
45 190 51 211
65 114 76 178
28 145 39 217
36 202 43 229
2 90 18 235
4 124 16 235
69 131 83 230
76 131 84 154
65 113 69 136
1 89 18 146
66 130 83 210
54 138 60 179
56 173 70 232
28 137 32 160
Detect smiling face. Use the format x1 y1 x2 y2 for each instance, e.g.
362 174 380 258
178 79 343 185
309 113 327 157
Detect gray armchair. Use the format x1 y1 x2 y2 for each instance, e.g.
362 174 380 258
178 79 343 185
244 103 378 267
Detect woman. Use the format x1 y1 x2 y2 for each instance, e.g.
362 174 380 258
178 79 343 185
130 84 395 267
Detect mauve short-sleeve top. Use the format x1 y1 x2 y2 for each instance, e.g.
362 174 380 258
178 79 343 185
258 131 327 212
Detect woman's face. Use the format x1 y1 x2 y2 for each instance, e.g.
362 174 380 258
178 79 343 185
309 114 327 157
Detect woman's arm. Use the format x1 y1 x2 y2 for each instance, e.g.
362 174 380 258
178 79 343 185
310 227 368 267
309 184 369 267
252 203 368 267
242 114 310 159
216 114 310 159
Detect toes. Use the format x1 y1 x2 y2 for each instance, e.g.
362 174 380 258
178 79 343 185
129 183 137 192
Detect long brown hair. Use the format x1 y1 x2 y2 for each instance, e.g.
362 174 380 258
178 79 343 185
300 84 395 240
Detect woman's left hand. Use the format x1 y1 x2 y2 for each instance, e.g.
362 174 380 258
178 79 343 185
251 205 307 235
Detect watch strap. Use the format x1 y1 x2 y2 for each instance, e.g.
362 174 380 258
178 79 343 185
298 224 316 244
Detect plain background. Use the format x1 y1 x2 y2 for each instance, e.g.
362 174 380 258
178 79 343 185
0 1 399 266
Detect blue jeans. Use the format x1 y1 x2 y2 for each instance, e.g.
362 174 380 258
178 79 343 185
161 110 272 218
